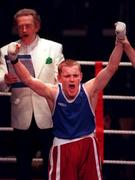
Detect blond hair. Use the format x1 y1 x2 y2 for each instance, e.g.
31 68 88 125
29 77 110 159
58 59 81 75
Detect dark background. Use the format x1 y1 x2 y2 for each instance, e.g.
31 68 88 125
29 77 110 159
0 0 135 179
0 0 135 60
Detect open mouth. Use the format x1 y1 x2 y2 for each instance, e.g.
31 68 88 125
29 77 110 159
22 34 29 37
69 84 75 89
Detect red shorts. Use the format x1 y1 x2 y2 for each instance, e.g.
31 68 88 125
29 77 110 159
49 136 102 180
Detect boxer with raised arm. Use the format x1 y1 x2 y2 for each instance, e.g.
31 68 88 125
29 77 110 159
7 34 123 179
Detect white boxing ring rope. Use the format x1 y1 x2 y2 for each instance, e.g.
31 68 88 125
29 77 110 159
0 61 135 166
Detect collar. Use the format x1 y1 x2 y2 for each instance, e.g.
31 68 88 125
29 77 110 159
18 35 39 53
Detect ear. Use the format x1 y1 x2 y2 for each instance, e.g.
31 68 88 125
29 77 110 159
80 72 83 81
35 22 40 33
57 74 61 83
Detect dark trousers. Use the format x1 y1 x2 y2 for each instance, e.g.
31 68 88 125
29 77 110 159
13 116 54 180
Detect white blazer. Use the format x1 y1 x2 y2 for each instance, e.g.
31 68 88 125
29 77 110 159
0 36 64 129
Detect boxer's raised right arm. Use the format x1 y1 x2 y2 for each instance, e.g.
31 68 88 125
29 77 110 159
8 42 55 111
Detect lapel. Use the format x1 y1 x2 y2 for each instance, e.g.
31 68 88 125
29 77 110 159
34 40 50 78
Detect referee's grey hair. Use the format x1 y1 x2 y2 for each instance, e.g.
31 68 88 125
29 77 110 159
12 8 41 34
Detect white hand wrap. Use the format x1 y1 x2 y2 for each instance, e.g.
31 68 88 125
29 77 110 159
115 21 126 40
7 42 20 61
